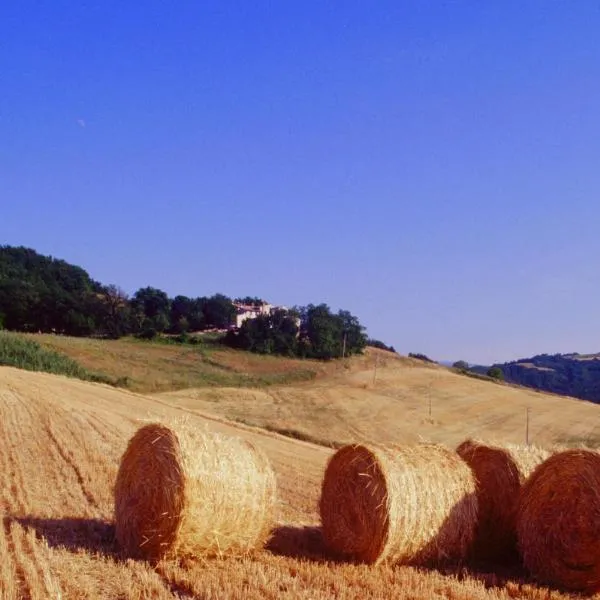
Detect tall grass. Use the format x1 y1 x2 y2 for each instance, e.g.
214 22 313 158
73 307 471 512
0 331 114 385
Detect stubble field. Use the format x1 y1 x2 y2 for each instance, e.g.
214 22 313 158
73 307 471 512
0 345 599 599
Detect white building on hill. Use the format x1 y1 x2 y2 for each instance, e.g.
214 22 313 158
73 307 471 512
232 301 298 329
233 302 273 328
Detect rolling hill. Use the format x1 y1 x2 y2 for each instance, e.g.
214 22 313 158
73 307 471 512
159 349 600 449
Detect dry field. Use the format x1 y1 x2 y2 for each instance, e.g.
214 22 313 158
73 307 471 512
27 334 325 392
0 354 599 599
161 350 600 449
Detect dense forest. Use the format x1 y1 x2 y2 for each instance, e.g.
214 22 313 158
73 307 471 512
0 246 369 360
470 354 600 404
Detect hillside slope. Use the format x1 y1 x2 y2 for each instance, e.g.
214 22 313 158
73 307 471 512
28 333 325 391
1 365 598 599
17 332 600 448
160 348 600 449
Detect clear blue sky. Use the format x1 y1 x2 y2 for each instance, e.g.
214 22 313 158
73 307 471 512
2 2 600 364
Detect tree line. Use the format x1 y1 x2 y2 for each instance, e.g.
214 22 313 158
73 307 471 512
225 304 367 359
0 246 237 338
0 246 369 359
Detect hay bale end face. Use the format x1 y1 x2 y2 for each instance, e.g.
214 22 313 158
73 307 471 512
319 443 478 566
517 449 600 594
456 439 549 563
114 422 277 561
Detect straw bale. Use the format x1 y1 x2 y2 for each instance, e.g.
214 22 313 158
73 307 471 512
114 421 277 561
319 442 478 566
517 449 600 594
456 439 549 563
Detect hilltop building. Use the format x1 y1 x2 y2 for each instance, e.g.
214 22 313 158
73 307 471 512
232 301 298 329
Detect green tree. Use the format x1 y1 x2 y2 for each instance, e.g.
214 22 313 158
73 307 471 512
296 304 366 360
367 339 396 353
487 366 505 381
131 287 171 334
453 360 469 371
233 309 299 356
299 304 340 359
175 316 190 334
170 296 207 332
97 285 131 339
170 295 193 333
0 246 102 335
409 352 435 363
189 298 206 331
203 294 235 329
269 309 299 356
337 309 367 357
234 296 264 307
237 314 274 354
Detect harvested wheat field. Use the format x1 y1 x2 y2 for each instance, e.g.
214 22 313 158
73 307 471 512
1 364 600 599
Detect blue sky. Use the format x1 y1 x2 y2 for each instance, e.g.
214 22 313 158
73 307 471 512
2 2 600 364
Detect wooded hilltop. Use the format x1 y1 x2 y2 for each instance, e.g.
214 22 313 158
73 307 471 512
0 245 397 360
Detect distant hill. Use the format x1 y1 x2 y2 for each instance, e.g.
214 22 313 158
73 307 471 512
472 353 600 404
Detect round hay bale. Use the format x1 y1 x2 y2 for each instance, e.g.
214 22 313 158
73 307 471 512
319 442 478 566
114 421 277 561
456 439 550 563
517 449 600 594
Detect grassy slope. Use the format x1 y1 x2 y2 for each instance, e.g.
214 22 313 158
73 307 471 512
27 333 322 392
0 331 115 384
19 333 600 449
161 349 600 449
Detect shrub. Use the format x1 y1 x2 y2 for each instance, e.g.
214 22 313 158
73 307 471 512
408 352 435 363
452 360 469 371
367 339 396 353
487 366 505 381
136 327 158 340
0 331 113 384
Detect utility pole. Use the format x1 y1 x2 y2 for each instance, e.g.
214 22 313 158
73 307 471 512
372 354 378 385
427 378 434 419
342 331 347 359
526 407 531 446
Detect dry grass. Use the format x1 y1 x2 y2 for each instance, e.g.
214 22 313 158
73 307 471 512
20 335 600 451
319 443 478 566
1 365 600 598
517 448 600 594
161 349 600 451
27 333 321 392
115 421 277 561
456 439 550 563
